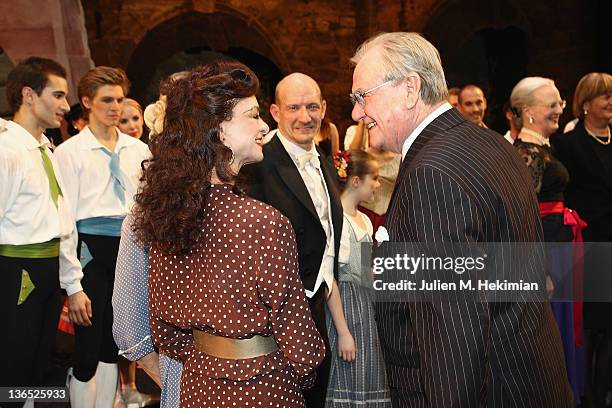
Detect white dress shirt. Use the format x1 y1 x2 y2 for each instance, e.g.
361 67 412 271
54 126 150 294
262 129 278 145
277 131 335 298
0 120 83 294
503 130 515 144
401 102 453 160
54 126 150 221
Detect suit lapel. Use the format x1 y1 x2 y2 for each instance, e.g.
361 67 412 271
318 148 343 239
404 108 466 165
385 108 467 229
267 135 319 220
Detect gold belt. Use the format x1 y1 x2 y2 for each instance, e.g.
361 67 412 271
193 330 279 360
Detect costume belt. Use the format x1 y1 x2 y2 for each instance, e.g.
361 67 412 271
193 329 278 360
77 216 124 237
538 201 565 216
0 238 60 258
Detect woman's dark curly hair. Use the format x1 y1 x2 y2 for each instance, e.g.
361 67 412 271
133 60 259 255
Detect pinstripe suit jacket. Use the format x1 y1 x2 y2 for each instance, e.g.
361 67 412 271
376 108 573 407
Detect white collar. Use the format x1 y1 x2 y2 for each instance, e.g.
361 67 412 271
401 102 452 160
519 128 550 147
78 126 138 152
6 120 51 150
276 130 319 162
344 211 370 241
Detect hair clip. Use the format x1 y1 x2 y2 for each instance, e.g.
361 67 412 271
332 151 351 183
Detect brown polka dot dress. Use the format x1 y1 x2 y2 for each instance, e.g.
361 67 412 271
148 184 325 407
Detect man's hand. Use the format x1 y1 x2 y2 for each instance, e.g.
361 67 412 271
68 291 92 326
137 352 161 387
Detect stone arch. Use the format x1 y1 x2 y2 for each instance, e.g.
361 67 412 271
423 0 530 61
423 0 531 132
125 9 288 103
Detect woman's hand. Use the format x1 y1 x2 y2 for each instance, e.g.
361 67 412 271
337 330 356 362
137 352 161 387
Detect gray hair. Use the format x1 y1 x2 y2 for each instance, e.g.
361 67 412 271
510 77 555 128
351 32 448 105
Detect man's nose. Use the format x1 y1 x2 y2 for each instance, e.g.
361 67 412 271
297 106 310 122
60 99 70 113
351 103 365 122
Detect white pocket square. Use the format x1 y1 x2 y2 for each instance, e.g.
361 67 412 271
375 226 390 243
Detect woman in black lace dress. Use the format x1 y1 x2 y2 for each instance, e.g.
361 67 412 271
511 76 586 405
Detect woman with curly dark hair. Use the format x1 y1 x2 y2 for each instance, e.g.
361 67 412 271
133 61 325 407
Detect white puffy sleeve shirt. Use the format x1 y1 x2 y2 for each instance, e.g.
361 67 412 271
53 126 151 221
0 121 82 294
53 126 150 294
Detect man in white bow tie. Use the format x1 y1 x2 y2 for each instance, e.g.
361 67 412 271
243 72 343 407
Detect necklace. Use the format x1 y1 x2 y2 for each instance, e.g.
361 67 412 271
520 128 550 146
585 124 611 145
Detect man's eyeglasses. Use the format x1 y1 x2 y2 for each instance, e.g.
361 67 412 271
350 80 394 107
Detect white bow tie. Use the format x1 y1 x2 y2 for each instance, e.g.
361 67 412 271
297 152 320 169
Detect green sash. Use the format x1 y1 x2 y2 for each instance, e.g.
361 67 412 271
0 238 60 258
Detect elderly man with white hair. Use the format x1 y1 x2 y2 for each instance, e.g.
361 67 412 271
350 32 573 407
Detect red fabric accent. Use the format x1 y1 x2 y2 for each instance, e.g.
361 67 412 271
57 297 75 335
358 206 386 242
539 201 565 216
539 201 587 346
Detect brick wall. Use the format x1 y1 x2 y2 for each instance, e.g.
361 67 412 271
80 0 599 136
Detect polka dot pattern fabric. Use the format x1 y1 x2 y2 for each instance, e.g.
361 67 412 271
148 184 325 407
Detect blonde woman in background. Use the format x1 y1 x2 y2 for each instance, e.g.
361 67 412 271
511 76 586 405
143 71 189 142
552 72 612 407
119 98 146 142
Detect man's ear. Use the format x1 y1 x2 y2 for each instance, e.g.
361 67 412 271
270 103 281 123
321 99 327 119
21 86 35 106
81 96 93 111
404 76 421 109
